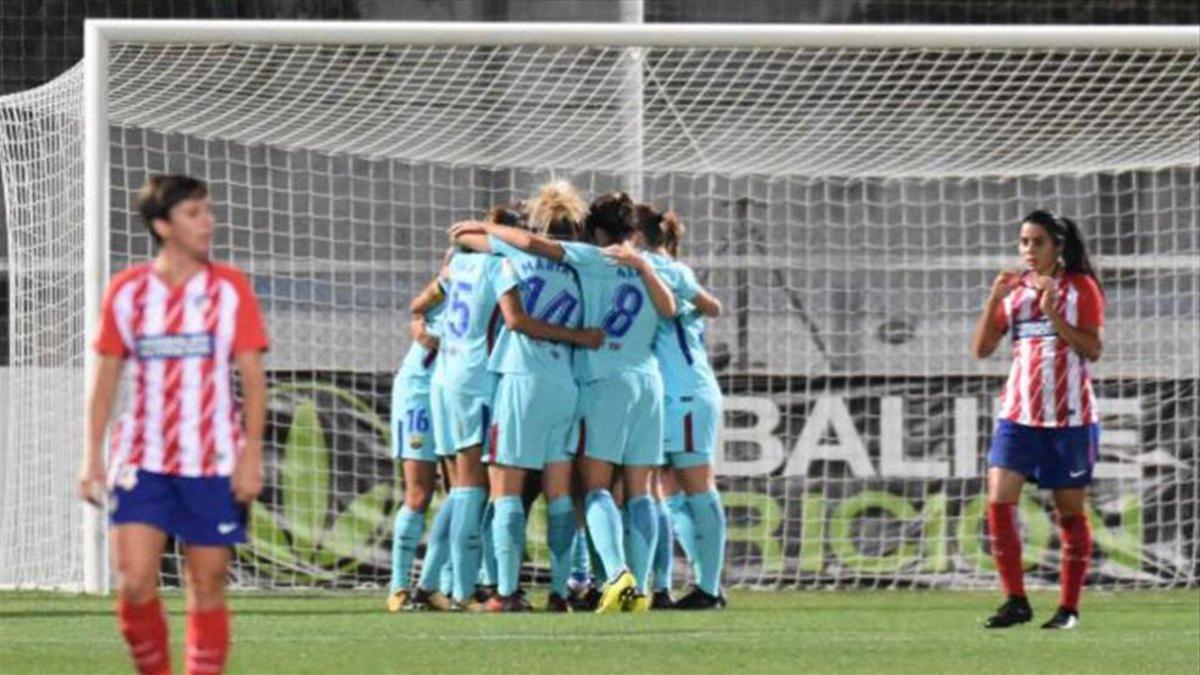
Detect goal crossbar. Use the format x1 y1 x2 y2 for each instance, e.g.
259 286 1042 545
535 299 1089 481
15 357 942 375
87 20 1200 49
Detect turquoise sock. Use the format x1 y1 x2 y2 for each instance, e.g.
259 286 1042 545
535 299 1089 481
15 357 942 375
390 505 425 592
439 560 454 596
588 531 608 582
479 500 498 588
491 495 525 597
625 495 658 595
584 489 626 584
546 496 576 598
449 486 487 602
666 491 698 579
570 528 591 581
652 499 673 592
416 491 455 592
687 489 727 596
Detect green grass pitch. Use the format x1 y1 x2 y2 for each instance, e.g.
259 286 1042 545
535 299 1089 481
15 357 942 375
2 589 1196 674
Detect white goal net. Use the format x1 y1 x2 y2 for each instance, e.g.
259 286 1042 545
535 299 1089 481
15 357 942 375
1 22 1197 591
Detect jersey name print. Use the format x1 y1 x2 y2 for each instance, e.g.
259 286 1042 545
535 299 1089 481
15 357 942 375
136 333 215 360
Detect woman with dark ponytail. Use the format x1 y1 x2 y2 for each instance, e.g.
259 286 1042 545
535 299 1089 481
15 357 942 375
634 203 727 610
970 210 1105 631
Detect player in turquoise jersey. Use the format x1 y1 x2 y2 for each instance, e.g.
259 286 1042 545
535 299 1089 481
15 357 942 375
386 271 447 613
400 256 461 612
433 209 603 609
452 191 678 613
635 204 728 611
453 182 605 612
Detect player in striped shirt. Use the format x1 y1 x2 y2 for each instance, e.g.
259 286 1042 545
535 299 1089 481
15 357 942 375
971 210 1105 631
79 175 268 675
634 204 728 611
452 191 679 613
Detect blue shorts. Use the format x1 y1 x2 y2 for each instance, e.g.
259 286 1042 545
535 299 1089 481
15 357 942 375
391 373 437 463
664 385 721 469
109 468 247 545
430 377 495 457
574 370 663 467
488 374 578 470
988 419 1099 489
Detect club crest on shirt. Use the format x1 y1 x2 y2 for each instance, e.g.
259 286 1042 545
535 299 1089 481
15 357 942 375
409 433 425 449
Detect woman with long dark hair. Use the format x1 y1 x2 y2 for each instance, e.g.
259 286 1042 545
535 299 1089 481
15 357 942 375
971 210 1105 630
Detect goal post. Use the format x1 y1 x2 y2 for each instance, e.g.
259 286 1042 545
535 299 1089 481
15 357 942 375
82 19 112 597
1 20 1196 593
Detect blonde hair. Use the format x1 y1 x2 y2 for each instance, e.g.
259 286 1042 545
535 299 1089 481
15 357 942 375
526 180 586 240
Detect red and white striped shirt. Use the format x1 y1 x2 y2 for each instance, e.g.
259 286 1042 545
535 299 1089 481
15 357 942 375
994 271 1104 428
94 262 269 478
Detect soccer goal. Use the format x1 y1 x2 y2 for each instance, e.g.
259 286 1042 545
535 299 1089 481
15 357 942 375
1 21 1196 593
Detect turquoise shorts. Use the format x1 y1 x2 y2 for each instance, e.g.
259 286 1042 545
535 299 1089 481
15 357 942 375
429 376 496 457
487 373 578 470
391 373 437 462
664 385 721 469
574 370 663 467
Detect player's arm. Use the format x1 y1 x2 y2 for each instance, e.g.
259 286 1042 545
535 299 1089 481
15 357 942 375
691 288 722 317
1033 275 1103 362
230 271 269 504
233 349 266 504
451 232 492 254
671 263 720 317
451 221 565 262
603 243 677 318
409 276 446 350
496 289 604 349
79 354 123 506
971 270 1016 359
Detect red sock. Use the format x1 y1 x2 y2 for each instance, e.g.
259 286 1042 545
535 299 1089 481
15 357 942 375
186 606 230 675
117 597 172 675
1058 513 1092 611
988 502 1025 598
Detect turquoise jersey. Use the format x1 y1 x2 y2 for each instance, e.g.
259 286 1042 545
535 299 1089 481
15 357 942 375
432 251 518 395
646 252 719 396
396 300 445 394
561 241 664 383
486 235 582 384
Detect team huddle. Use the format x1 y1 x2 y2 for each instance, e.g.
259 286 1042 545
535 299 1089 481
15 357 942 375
386 182 728 613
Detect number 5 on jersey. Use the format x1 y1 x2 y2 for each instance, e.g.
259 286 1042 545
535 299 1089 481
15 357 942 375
447 280 473 337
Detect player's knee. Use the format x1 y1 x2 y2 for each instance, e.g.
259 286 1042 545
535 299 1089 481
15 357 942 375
1054 500 1087 518
405 485 433 511
186 566 227 601
115 571 158 603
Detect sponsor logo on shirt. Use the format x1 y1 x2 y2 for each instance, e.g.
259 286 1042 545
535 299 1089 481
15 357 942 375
1012 319 1056 340
136 332 214 360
